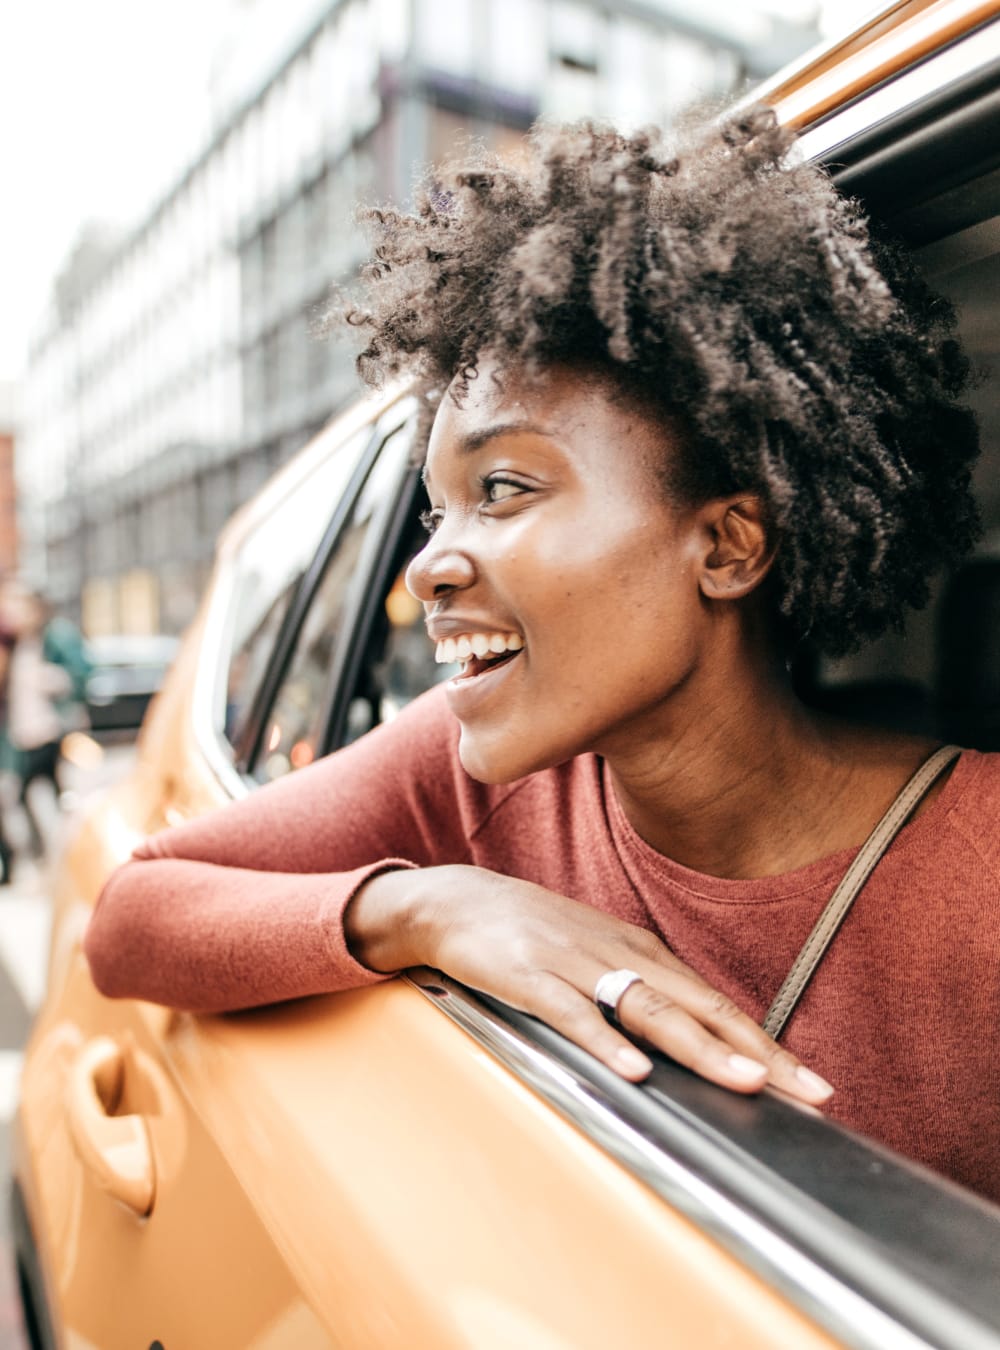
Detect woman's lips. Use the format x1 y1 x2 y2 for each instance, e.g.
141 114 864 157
453 647 521 682
444 647 524 715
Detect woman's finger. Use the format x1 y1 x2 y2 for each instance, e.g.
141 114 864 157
613 980 771 1093
678 978 835 1103
525 973 655 1081
616 978 834 1104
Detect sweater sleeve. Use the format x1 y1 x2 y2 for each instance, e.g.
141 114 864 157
84 686 480 1012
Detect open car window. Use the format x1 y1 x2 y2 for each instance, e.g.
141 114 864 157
249 421 417 782
290 26 1000 1327
332 483 457 748
789 18 1000 745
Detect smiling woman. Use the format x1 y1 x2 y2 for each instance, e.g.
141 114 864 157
410 365 730 785
83 105 1000 1203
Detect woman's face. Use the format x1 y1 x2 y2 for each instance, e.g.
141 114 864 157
406 362 719 783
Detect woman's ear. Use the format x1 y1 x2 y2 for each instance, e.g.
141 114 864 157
697 495 775 601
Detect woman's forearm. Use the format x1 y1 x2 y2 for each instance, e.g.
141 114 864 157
84 855 407 1011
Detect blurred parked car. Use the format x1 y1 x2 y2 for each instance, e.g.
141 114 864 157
84 635 180 734
12 4 1000 1347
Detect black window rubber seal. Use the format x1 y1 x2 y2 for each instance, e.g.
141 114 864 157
819 39 1000 244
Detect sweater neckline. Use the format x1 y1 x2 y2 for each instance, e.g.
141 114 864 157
600 747 979 905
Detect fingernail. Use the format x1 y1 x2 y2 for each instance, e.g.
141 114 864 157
615 1046 653 1077
796 1066 835 1100
727 1054 768 1082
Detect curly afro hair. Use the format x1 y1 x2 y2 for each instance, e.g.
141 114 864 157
342 105 980 656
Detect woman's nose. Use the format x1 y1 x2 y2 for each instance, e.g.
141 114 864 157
405 531 476 602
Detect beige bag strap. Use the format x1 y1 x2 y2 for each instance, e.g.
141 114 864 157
762 743 962 1041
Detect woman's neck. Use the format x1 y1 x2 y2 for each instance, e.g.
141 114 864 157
602 648 934 880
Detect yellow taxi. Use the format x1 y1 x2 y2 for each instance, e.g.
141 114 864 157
13 3 1000 1346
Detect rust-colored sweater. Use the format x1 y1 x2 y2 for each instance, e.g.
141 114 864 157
86 686 1000 1200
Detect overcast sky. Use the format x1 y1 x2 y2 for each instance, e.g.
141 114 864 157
0 0 873 390
0 0 228 384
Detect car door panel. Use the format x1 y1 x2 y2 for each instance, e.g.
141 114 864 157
16 962 332 1349
19 892 842 1348
147 987 842 1349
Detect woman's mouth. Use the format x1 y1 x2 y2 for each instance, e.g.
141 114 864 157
434 631 524 682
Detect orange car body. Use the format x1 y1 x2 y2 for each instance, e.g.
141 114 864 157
14 5 1000 1347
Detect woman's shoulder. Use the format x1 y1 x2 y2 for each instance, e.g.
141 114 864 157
930 746 1000 876
945 746 1000 807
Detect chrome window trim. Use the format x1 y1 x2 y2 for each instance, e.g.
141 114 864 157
192 557 251 800
796 19 1000 164
407 970 1000 1350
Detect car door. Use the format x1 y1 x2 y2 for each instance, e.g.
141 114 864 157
13 396 415 1350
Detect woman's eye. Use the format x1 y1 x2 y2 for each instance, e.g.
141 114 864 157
482 476 525 504
419 508 443 535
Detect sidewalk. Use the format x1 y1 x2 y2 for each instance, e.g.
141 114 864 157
0 860 51 1119
0 862 50 1350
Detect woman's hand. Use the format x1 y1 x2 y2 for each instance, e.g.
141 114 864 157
345 864 834 1106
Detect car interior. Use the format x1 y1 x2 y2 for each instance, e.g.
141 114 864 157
795 45 1000 747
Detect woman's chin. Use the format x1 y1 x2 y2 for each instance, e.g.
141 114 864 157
456 737 524 785
456 728 543 785
456 725 576 785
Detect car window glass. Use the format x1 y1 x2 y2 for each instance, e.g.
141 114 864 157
379 560 449 721
252 423 414 783
339 511 456 745
221 423 371 752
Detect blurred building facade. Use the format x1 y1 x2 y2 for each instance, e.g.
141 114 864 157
20 0 819 636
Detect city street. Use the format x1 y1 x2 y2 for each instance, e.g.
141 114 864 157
0 739 135 1349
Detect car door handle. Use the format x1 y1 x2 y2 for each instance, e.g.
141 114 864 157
66 1036 155 1216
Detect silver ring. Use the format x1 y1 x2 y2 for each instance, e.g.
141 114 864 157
594 968 643 1018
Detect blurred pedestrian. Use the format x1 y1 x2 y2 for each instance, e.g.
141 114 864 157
41 600 92 734
0 581 19 882
6 590 80 857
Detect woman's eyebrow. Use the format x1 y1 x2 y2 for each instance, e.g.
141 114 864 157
457 421 553 454
421 421 560 488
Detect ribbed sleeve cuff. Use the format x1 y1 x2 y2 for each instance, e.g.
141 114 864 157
318 858 419 984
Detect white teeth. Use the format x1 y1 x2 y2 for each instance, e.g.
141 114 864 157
433 632 524 665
